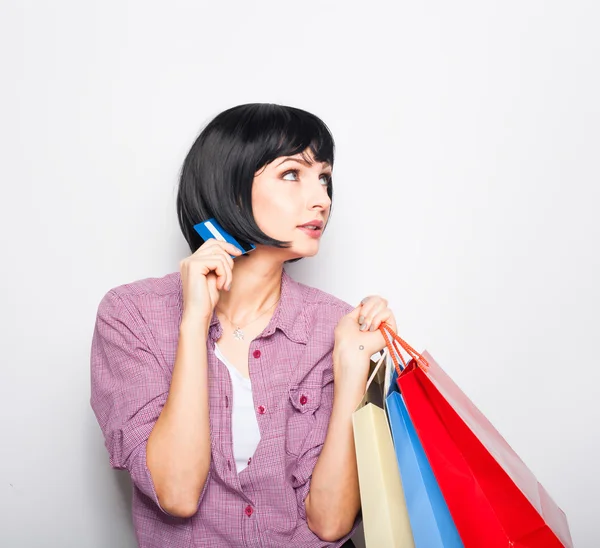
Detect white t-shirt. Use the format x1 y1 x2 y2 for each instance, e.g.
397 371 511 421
214 342 261 473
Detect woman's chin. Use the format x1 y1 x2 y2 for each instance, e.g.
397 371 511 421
290 242 321 259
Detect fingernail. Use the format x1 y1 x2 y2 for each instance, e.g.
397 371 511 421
369 324 376 332
359 315 365 325
360 323 368 331
227 283 232 291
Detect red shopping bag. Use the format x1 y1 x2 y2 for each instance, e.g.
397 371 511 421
379 324 573 548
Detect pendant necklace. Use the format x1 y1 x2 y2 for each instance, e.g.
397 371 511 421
216 297 280 341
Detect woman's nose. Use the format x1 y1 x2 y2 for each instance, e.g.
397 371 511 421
308 181 331 210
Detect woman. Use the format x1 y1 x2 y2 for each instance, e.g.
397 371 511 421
90 103 398 547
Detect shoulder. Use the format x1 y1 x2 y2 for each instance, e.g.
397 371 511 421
299 282 354 317
284 271 354 326
95 271 182 328
104 271 181 301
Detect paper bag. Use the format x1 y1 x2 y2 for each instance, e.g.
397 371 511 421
352 349 415 548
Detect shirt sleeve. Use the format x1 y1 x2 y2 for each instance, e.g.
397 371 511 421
90 289 209 516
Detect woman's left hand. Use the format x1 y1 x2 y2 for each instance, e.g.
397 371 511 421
334 295 397 360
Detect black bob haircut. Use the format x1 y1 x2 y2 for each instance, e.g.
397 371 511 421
176 103 335 263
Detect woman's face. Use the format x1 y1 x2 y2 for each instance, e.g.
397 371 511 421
251 148 332 259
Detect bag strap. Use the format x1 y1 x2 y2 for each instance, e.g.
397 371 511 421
379 323 429 376
364 348 388 393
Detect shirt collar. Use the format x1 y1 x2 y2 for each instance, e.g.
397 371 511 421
196 269 308 344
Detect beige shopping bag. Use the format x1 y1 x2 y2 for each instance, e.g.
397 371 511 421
352 349 415 548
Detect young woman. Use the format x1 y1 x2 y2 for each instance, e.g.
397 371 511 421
90 103 398 547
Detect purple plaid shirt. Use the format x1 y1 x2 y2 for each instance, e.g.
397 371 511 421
90 269 360 547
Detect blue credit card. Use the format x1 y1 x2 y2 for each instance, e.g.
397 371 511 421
193 218 256 257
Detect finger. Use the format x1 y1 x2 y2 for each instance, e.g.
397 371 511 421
359 299 387 330
357 296 375 325
203 254 231 290
370 308 395 332
220 251 235 290
217 247 235 275
187 255 225 290
360 306 385 331
359 296 387 312
215 253 234 290
198 247 234 290
198 238 243 258
213 240 244 258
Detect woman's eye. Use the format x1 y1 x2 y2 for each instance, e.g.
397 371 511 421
320 174 332 186
282 169 299 181
282 169 332 186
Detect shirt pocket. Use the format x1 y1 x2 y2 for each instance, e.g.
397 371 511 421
285 384 323 457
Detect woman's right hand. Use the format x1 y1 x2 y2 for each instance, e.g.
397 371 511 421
179 239 243 321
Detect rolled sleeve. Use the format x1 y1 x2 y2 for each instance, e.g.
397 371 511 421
90 289 206 516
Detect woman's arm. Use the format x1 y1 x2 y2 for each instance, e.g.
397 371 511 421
304 346 367 541
146 311 212 518
306 296 397 541
90 291 213 519
147 239 241 517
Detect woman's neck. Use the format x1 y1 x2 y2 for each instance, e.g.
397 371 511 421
215 252 283 325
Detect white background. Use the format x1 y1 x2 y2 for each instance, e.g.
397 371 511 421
1 1 598 547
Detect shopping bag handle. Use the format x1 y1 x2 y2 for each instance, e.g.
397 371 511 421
364 348 389 393
379 322 429 376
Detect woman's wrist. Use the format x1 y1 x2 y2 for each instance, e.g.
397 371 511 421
180 309 212 335
332 346 371 404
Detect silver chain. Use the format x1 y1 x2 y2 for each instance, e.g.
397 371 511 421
216 298 280 341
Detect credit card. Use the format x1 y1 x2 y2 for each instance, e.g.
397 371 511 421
193 218 256 257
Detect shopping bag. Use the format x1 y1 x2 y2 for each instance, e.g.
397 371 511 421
352 349 415 548
386 368 463 547
379 324 573 548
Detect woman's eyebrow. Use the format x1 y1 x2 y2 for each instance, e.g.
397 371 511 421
276 157 331 169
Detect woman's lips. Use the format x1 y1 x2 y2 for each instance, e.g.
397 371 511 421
297 226 323 239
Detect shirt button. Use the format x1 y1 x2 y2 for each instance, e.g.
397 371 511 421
245 505 253 517
257 405 266 414
247 457 252 465
227 460 232 471
225 395 229 408
300 394 308 406
253 349 261 359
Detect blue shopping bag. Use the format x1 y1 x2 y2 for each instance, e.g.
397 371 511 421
386 368 463 548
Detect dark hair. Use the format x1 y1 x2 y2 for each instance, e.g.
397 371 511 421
176 103 335 262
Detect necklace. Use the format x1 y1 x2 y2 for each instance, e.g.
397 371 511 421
216 297 280 341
